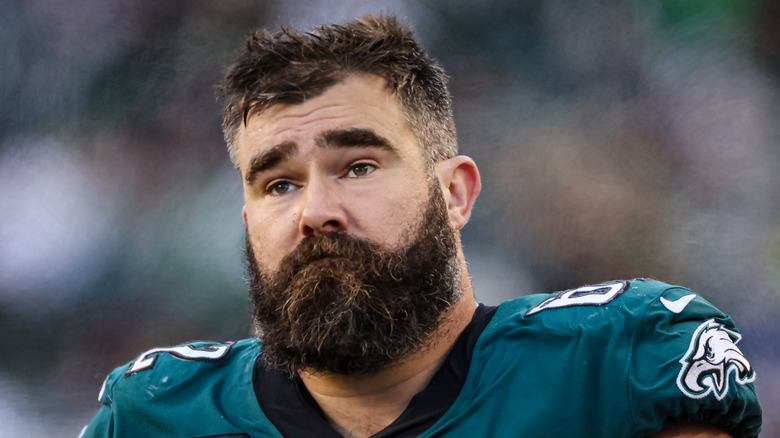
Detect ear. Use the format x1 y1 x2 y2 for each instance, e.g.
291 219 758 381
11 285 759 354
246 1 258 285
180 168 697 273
242 205 248 227
435 156 481 230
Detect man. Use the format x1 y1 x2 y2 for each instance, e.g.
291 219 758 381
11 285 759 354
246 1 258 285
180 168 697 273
82 15 761 437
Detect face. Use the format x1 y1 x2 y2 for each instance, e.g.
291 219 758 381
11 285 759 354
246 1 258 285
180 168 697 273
236 74 462 376
237 74 433 272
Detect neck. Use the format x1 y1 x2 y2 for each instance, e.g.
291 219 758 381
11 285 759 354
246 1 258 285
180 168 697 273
299 274 477 438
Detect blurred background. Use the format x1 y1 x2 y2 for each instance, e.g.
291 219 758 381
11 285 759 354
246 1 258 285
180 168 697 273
1 0 778 435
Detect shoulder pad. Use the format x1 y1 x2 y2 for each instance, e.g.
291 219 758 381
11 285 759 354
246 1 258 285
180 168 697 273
99 339 258 406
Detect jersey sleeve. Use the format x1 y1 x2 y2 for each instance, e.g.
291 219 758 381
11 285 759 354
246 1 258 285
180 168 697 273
80 405 113 438
79 365 124 438
627 283 762 437
77 339 279 438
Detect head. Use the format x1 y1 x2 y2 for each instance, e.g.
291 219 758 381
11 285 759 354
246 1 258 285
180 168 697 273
217 15 481 377
218 14 457 169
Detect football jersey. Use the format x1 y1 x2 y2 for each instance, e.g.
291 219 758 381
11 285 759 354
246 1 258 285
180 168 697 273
81 279 762 437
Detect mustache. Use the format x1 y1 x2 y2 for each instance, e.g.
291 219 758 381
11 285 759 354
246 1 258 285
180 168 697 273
276 232 401 280
289 232 373 262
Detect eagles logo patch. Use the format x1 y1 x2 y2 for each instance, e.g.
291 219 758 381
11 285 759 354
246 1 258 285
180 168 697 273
676 319 755 400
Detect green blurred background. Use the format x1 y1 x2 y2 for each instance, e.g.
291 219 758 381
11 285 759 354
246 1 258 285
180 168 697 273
1 0 778 435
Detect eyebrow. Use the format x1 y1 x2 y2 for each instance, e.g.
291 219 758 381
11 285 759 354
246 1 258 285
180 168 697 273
244 128 396 184
320 128 395 151
244 142 297 184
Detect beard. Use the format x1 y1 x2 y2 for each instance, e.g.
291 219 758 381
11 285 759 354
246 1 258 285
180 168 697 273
246 183 462 377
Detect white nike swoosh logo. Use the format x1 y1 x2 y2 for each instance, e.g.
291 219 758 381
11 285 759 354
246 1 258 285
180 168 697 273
660 294 696 314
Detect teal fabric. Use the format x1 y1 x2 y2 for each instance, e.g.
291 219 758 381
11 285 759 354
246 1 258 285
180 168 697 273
420 280 761 437
82 339 283 438
81 279 761 437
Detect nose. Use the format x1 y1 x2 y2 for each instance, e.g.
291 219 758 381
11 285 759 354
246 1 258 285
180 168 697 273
298 176 347 237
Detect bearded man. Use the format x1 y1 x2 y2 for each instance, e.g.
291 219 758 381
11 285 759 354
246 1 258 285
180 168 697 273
82 15 761 438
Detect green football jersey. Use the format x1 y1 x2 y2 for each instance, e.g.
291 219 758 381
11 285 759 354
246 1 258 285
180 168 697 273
418 279 761 437
81 279 761 437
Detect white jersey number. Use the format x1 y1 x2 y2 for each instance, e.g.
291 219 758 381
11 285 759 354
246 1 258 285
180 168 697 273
525 281 628 317
125 342 234 376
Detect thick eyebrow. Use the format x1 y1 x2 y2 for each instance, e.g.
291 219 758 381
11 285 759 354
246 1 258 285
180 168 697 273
319 128 395 152
244 142 297 184
243 129 396 185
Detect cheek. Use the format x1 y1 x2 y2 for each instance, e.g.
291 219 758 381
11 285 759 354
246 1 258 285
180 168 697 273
247 234 282 275
360 187 426 243
245 210 295 270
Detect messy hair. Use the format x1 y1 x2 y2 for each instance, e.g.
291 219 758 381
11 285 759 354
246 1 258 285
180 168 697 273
217 14 456 167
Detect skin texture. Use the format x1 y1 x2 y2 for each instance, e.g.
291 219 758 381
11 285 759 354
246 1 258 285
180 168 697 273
235 73 730 438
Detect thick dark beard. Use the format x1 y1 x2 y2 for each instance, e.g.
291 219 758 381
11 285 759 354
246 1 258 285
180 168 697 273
246 184 461 377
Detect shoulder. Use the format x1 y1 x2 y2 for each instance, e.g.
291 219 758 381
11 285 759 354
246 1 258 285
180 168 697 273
489 279 700 333
480 279 762 437
99 338 260 407
83 338 277 437
479 279 698 356
504 278 693 313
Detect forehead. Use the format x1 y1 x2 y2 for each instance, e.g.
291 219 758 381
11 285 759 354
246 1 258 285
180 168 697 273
235 74 421 169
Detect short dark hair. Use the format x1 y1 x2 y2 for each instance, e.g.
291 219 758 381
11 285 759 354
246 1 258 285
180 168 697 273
217 14 456 167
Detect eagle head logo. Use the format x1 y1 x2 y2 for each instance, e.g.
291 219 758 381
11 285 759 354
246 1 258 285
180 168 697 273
676 319 755 400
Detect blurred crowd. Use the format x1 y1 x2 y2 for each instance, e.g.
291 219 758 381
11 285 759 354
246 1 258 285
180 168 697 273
1 0 778 435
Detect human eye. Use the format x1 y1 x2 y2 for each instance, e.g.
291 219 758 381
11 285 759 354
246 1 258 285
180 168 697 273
266 180 298 196
346 162 376 178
